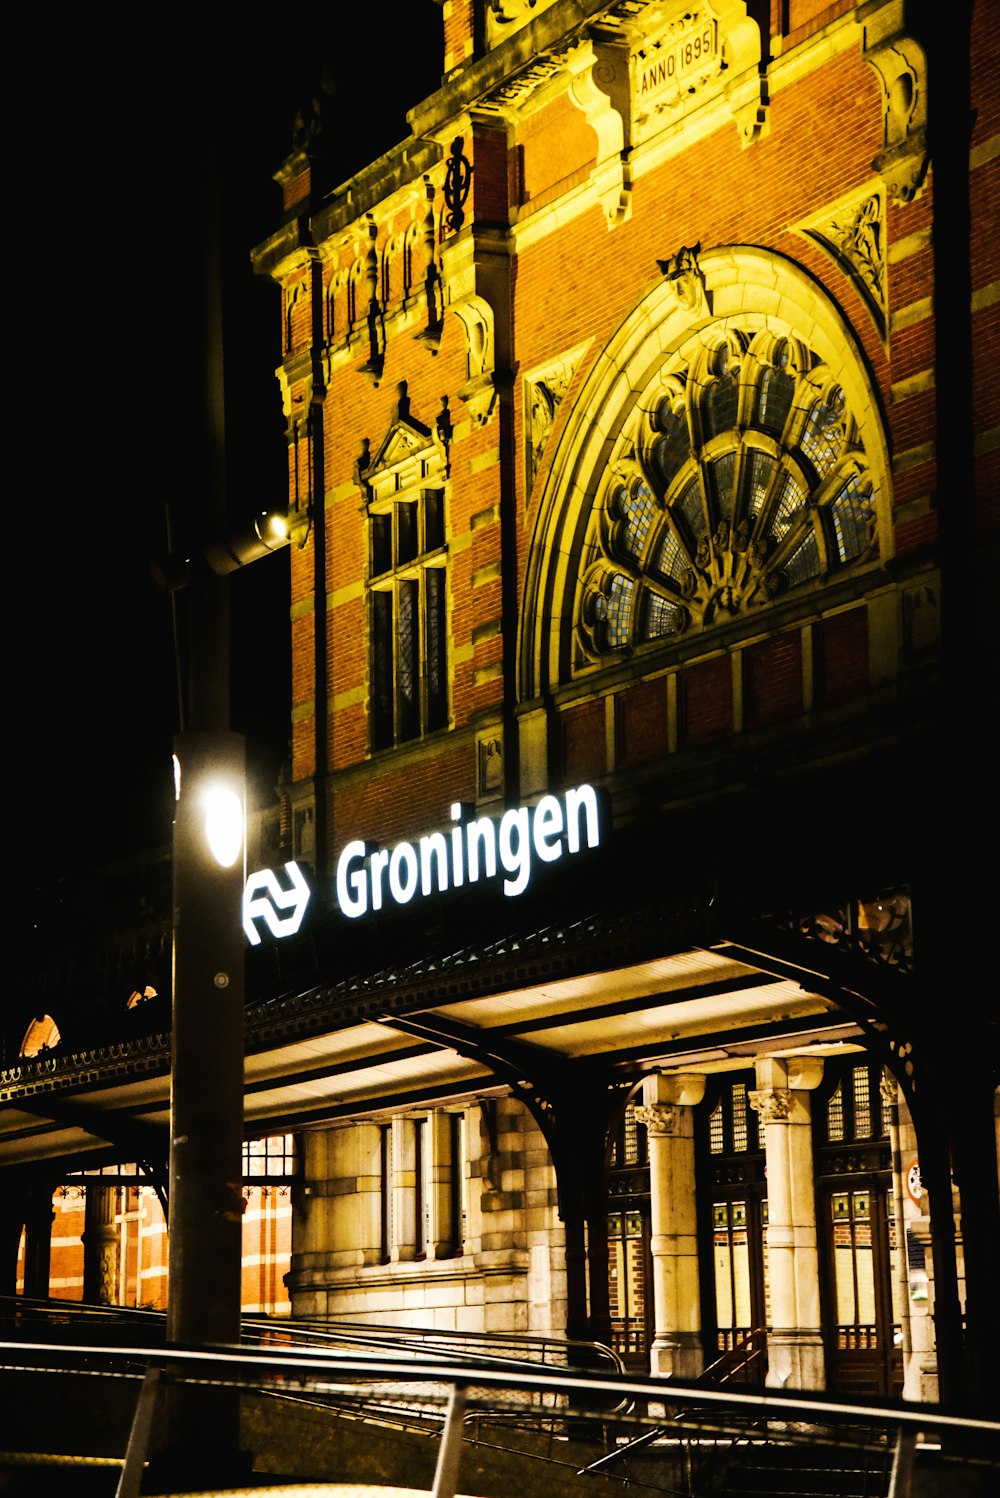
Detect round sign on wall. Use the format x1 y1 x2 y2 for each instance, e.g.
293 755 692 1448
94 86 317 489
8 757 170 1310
906 1157 923 1205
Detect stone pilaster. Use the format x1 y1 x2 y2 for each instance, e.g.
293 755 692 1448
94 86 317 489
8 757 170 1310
636 1073 706 1377
750 1057 824 1390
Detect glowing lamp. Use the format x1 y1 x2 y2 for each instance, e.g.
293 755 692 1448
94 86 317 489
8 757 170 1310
203 783 245 867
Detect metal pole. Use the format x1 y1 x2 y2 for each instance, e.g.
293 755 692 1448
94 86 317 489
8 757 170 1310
151 107 251 1492
432 1381 467 1498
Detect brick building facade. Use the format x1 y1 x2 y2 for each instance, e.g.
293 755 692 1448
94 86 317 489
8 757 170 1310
2 0 997 1416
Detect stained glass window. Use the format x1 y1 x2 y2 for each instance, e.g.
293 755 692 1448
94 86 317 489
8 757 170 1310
580 331 876 660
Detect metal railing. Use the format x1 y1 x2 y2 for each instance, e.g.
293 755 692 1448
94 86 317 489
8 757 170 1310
2 1328 997 1498
2 1294 623 1375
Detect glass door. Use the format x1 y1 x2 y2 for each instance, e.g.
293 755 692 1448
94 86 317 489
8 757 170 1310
608 1204 652 1364
821 1179 900 1398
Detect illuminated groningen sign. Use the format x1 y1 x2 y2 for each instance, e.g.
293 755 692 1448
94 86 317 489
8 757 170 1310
243 784 604 945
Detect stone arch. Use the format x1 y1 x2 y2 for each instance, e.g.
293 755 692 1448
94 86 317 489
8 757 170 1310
518 246 893 699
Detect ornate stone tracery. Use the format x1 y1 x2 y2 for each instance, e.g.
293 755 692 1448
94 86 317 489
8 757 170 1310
519 245 892 698
576 320 876 662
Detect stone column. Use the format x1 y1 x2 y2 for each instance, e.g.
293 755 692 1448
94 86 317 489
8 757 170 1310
749 1056 824 1390
636 1073 706 1377
82 1183 119 1304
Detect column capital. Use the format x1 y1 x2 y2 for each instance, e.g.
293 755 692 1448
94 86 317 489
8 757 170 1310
635 1102 679 1137
749 1087 792 1124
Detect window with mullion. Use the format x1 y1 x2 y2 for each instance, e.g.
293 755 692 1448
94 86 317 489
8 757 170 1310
368 488 448 750
580 329 877 660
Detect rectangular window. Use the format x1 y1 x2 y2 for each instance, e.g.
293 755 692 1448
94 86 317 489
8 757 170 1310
368 488 448 749
414 1117 426 1260
449 1112 464 1257
426 567 447 731
398 578 420 741
379 1124 392 1264
372 590 394 750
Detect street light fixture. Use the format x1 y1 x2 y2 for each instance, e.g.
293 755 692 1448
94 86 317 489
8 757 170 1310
152 506 303 593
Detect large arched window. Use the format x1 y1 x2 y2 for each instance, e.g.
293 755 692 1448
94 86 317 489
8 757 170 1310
519 247 891 698
579 329 876 658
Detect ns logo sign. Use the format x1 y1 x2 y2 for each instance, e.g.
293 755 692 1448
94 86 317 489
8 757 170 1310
243 862 311 946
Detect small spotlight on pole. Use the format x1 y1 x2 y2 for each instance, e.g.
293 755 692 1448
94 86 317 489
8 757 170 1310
151 507 305 594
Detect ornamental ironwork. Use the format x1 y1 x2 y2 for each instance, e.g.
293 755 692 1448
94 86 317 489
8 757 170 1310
443 137 472 233
792 889 913 975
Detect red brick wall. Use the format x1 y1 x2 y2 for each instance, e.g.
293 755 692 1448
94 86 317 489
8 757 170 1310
561 700 607 786
616 676 669 768
815 608 869 705
680 657 734 745
744 632 804 727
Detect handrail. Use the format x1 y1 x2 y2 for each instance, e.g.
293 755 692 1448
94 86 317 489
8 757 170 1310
696 1326 768 1387
1 1294 624 1375
3 1336 997 1498
242 1309 625 1374
4 1335 999 1437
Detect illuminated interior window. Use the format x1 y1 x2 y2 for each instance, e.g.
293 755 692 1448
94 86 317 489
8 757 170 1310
828 1082 845 1142
824 1064 884 1144
708 1078 760 1156
243 1134 297 1178
623 1101 639 1165
19 1014 60 1057
579 330 876 658
732 1083 748 1152
709 1099 725 1155
611 1099 647 1168
853 1066 873 1139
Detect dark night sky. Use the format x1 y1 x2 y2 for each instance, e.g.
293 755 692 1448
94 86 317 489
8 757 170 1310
22 17 444 889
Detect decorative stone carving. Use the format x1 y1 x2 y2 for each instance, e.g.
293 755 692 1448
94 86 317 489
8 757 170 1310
360 216 386 386
748 1087 792 1123
635 1101 679 1136
477 733 504 798
356 381 450 506
523 343 588 496
860 0 928 203
452 295 498 427
486 0 557 50
568 38 633 227
656 243 711 318
798 187 887 341
903 582 940 655
631 2 767 151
